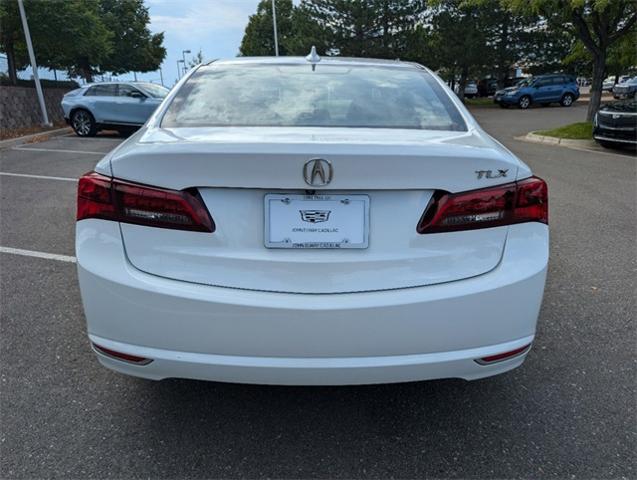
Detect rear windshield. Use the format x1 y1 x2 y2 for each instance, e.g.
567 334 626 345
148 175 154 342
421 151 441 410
161 64 466 131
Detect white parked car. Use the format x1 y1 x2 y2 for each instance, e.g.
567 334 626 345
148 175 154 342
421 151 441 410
464 81 479 98
76 54 549 385
603 77 616 92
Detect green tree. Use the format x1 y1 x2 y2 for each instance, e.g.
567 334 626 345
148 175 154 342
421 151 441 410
503 0 637 120
565 32 636 83
0 0 164 84
0 0 22 84
1 0 112 84
300 0 427 58
240 0 301 56
428 1 491 99
188 49 205 69
97 0 166 77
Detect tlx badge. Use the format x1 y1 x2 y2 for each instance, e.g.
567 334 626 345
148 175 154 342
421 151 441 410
475 169 508 179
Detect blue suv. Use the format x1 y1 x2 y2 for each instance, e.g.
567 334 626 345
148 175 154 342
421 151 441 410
494 74 580 109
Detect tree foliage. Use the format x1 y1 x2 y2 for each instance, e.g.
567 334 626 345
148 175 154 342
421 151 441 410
0 0 166 83
98 0 166 75
240 0 427 59
188 50 205 69
300 0 427 58
240 0 301 56
427 1 491 98
501 0 637 119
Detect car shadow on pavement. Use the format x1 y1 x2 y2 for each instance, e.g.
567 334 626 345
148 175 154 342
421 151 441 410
119 373 533 477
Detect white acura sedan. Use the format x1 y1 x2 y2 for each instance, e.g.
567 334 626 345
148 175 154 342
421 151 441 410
76 54 548 385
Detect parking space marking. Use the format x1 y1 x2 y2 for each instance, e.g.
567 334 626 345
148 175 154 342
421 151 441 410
0 246 76 263
0 172 78 182
12 147 105 155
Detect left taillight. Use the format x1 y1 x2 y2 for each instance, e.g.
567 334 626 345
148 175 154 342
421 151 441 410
417 176 548 234
77 172 215 232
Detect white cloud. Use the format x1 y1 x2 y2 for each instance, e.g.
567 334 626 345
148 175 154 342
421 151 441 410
150 0 259 41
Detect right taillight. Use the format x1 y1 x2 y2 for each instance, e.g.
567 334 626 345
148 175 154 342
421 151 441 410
417 176 548 234
77 172 215 232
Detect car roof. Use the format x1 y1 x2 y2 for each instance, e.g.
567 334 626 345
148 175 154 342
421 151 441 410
83 81 155 87
536 73 572 78
207 56 423 70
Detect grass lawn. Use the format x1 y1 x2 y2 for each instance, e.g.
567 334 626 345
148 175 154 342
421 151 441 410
465 97 497 107
536 122 593 140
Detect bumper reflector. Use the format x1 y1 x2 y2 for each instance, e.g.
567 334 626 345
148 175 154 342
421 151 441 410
475 343 532 365
92 343 153 365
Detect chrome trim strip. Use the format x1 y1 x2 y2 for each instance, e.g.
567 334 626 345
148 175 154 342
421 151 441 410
594 135 637 145
599 110 637 117
596 124 636 131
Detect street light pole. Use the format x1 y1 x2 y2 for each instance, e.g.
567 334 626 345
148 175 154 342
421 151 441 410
182 49 191 76
177 59 184 82
17 0 51 126
271 0 279 56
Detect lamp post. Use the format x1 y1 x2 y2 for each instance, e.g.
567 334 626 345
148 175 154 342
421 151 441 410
182 49 191 75
271 0 279 56
17 0 50 126
177 59 184 80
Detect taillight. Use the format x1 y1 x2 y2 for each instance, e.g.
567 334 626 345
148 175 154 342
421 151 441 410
417 176 547 234
77 172 215 232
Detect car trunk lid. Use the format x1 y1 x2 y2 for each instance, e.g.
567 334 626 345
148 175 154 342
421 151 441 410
112 127 519 293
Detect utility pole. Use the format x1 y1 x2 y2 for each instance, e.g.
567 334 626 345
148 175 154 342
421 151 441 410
272 0 279 56
159 68 164 87
17 0 51 126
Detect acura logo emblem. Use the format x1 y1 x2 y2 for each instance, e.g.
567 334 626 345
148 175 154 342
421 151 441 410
303 158 333 186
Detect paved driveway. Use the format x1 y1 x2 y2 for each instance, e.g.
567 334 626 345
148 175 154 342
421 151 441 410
1 105 635 479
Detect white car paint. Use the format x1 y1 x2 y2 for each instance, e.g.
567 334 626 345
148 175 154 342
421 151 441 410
77 57 548 385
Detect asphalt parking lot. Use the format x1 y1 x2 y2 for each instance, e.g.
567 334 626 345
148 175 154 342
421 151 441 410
1 103 635 479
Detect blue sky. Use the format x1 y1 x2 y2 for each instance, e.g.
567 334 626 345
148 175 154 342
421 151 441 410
144 0 263 86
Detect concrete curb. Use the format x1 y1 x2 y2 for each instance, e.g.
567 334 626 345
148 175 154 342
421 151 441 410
521 132 597 149
0 127 72 151
517 132 635 158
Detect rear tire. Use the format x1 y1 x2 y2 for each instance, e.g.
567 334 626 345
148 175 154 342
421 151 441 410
71 109 97 137
560 93 574 107
518 95 531 109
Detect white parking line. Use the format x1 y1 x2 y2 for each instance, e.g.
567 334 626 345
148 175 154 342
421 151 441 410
0 246 76 263
12 147 105 155
0 172 77 182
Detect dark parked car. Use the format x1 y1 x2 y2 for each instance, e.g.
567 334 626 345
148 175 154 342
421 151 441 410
477 78 498 97
593 100 637 148
494 74 580 109
504 77 527 88
612 77 637 100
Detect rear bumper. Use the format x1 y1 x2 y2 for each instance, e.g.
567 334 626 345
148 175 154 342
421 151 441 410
77 220 548 385
89 333 534 385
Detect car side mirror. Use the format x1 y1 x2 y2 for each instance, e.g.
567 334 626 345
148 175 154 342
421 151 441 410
128 91 145 99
